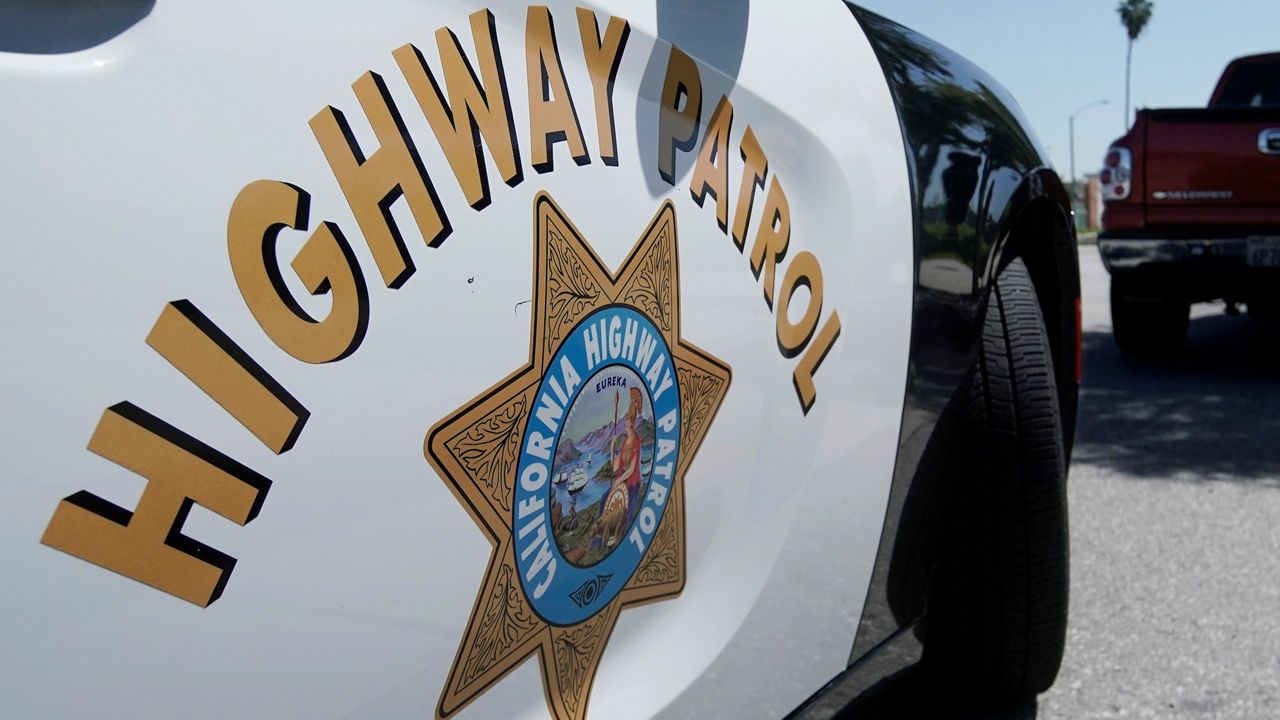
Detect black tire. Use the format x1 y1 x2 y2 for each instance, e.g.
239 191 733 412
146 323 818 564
1110 278 1189 354
926 258 1070 704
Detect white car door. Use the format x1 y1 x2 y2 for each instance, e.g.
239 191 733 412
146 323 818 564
1 2 914 717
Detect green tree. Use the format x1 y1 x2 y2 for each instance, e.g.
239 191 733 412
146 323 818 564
1118 0 1154 129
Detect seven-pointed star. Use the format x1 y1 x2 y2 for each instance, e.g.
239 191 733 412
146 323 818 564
425 192 731 719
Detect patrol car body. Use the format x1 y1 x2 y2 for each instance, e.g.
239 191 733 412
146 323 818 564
0 2 1079 717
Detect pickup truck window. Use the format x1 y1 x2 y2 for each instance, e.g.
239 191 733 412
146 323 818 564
1213 58 1280 107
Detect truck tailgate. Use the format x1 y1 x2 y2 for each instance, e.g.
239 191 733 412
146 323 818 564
1143 108 1280 230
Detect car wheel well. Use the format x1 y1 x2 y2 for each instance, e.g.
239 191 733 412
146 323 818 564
997 196 1080 459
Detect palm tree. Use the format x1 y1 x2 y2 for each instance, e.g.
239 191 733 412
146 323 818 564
1118 0 1154 129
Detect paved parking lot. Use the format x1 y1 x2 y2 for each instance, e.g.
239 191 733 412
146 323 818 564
1038 247 1280 719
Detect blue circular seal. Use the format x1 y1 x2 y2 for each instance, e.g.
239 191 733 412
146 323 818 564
513 305 681 625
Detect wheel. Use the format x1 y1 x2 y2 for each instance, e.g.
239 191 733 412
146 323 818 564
925 257 1070 705
1110 277 1189 354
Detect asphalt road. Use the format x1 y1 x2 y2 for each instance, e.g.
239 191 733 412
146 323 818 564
1037 247 1280 719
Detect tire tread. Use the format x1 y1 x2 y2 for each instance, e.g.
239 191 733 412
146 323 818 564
928 258 1070 702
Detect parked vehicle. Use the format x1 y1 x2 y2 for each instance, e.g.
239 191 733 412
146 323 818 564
1 2 1079 717
1099 52 1280 353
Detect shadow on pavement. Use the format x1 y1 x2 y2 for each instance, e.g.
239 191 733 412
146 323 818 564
835 665 1038 720
1075 311 1280 482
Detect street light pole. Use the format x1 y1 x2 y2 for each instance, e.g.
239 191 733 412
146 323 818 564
1069 99 1110 186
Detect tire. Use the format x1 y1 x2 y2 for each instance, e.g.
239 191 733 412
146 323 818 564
925 258 1070 704
1110 277 1189 354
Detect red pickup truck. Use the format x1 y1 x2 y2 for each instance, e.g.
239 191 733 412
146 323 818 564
1098 52 1280 353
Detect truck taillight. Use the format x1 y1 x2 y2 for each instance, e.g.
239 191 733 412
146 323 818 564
1101 146 1132 200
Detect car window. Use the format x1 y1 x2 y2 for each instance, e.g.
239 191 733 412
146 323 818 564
1214 59 1280 107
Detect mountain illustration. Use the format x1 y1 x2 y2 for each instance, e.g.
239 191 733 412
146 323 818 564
576 419 624 452
574 416 657 454
554 439 581 465
636 417 655 439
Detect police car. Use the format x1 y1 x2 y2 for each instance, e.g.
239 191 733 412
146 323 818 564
3 2 1080 717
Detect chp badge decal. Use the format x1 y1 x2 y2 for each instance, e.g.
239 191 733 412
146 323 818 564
426 192 730 719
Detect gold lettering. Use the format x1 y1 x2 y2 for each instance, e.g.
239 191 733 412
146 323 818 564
657 44 701 185
690 95 733 232
41 403 271 607
793 312 841 414
526 6 589 172
227 180 370 364
393 10 522 210
775 251 823 357
146 300 309 454
310 71 450 288
732 126 768 250
748 177 790 308
575 8 630 165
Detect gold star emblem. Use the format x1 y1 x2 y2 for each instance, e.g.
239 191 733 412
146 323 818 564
426 192 731 719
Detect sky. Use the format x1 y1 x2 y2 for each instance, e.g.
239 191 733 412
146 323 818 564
853 0 1280 182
